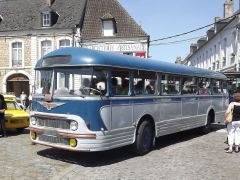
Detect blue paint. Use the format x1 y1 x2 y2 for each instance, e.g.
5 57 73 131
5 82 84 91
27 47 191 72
35 47 227 80
32 99 109 131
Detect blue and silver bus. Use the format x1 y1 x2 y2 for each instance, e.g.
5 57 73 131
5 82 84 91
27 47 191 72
30 47 228 155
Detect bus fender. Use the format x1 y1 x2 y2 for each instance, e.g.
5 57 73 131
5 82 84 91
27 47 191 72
205 106 215 125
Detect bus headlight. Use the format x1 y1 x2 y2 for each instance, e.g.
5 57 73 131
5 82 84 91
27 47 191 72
31 117 37 125
70 121 78 131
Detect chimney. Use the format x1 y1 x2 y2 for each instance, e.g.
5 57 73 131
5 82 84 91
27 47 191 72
224 0 234 18
175 56 182 64
46 0 55 6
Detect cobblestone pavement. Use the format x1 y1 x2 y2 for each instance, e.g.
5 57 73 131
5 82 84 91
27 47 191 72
1 125 240 180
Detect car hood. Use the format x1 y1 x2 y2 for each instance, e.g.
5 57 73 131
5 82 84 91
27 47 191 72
5 110 30 118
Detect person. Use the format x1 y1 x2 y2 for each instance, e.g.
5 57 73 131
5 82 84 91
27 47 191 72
135 80 144 95
225 92 240 153
0 94 7 137
20 91 27 108
28 93 32 108
112 77 118 95
80 78 90 95
145 80 155 94
120 79 129 95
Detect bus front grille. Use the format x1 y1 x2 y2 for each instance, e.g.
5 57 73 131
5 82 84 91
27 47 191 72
36 118 70 130
38 135 69 145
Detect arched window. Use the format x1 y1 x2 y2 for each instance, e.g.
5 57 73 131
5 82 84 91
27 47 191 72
41 40 52 57
12 42 22 67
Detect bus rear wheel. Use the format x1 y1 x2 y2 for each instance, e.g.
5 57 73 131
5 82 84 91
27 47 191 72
132 121 154 155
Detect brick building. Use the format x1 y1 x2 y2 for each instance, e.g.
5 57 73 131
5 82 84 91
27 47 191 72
0 0 149 97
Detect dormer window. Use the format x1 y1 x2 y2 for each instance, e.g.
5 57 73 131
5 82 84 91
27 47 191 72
0 15 3 23
101 13 117 37
42 12 50 27
41 7 59 27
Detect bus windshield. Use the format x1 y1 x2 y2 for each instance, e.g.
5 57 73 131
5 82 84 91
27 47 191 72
35 67 107 96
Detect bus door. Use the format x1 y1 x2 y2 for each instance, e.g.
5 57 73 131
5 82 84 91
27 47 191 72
110 70 133 130
181 77 198 123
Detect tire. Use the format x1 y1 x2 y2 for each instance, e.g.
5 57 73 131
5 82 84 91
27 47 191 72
16 128 25 133
132 121 154 155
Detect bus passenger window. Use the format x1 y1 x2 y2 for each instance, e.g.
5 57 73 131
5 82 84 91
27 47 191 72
134 71 157 96
182 77 197 95
111 69 129 96
161 74 180 95
198 78 211 95
212 80 222 95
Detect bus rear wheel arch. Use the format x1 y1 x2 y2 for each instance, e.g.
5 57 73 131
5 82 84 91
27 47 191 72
132 116 155 155
202 109 215 134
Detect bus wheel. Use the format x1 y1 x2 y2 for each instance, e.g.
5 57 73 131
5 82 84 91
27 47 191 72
133 121 154 155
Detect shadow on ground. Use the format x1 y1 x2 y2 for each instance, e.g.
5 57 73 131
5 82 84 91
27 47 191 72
0 128 29 138
37 124 226 167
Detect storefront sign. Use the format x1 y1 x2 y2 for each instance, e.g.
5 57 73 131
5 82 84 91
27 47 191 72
82 43 147 52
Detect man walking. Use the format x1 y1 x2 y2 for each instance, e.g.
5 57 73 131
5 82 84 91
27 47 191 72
20 91 27 109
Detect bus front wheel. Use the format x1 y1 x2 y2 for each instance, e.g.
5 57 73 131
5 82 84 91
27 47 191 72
132 121 154 155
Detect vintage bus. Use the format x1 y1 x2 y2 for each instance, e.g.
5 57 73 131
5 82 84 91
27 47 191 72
30 47 228 155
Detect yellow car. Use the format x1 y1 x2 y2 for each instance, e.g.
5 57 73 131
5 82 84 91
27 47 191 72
3 95 29 132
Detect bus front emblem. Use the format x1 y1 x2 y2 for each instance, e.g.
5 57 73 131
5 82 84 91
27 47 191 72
40 102 65 110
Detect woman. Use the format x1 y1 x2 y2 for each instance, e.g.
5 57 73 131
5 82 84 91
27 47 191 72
0 94 6 137
225 92 240 153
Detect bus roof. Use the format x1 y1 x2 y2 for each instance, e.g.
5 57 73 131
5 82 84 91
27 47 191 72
36 47 227 80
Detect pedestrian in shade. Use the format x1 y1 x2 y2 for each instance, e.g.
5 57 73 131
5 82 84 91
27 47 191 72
0 94 7 137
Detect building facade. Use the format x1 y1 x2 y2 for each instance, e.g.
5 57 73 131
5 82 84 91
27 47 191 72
0 0 149 97
183 0 240 76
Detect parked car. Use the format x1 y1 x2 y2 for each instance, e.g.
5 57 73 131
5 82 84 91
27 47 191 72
3 95 29 132
4 94 25 110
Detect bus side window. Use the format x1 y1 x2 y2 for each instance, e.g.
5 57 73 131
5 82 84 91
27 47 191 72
111 69 130 96
182 76 197 95
133 71 157 96
161 74 180 95
198 78 211 95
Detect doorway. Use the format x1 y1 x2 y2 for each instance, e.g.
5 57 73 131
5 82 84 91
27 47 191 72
6 73 29 98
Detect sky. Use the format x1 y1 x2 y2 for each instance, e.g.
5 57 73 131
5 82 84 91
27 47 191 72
118 0 240 63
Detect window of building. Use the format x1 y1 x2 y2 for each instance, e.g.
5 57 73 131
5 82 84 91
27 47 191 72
212 62 216 70
223 38 227 58
231 56 235 64
12 42 23 67
134 71 157 95
59 39 71 48
42 12 50 27
161 74 180 95
103 20 116 36
41 40 52 57
216 62 219 70
214 45 217 60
